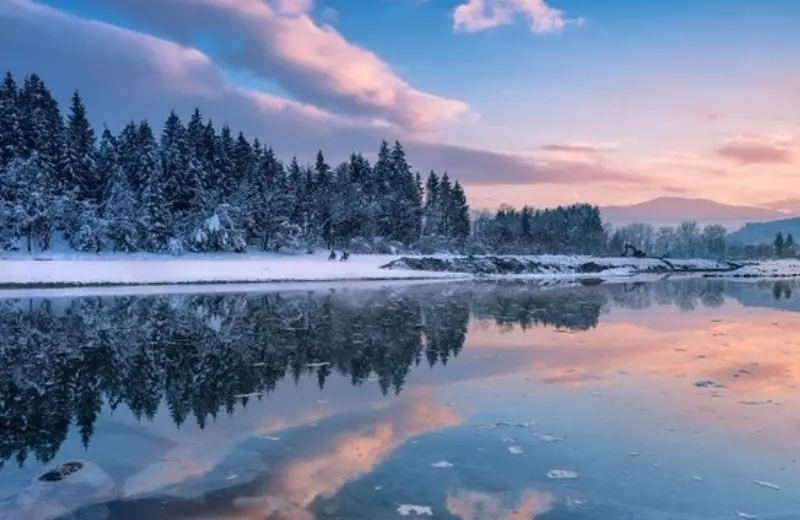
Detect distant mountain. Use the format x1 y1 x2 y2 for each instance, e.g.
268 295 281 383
600 197 789 229
726 217 800 245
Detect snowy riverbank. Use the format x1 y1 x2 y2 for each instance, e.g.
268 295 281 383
0 253 797 292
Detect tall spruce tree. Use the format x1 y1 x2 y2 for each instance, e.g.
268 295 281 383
137 121 171 250
0 72 22 167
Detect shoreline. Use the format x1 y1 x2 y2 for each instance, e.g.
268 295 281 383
0 254 797 297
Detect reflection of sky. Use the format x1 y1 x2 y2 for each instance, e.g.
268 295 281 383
5 286 800 519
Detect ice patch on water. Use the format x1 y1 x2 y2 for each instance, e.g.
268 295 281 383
534 433 563 442
235 391 264 398
397 504 433 516
754 480 780 490
507 446 524 454
502 437 516 443
224 474 238 480
259 436 280 441
476 421 535 429
430 461 453 468
374 486 382 491
547 469 579 479
305 362 331 368
736 513 757 519
628 451 640 457
692 475 704 481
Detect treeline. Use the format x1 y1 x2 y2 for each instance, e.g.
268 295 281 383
0 71 612 255
0 72 476 254
607 221 798 260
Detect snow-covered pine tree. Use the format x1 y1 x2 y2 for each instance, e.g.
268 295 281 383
137 121 173 251
449 181 471 248
244 145 295 250
63 91 102 249
389 141 422 245
437 172 453 238
214 124 236 203
99 128 137 251
313 150 333 247
18 74 66 198
0 72 23 168
161 111 203 235
371 140 393 240
4 153 53 252
64 90 99 203
116 121 143 199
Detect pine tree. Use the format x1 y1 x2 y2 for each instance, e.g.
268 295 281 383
99 129 137 251
774 232 785 258
64 90 98 202
389 141 422 244
437 172 453 237
161 111 202 230
423 170 440 236
372 140 393 239
450 181 471 247
314 150 333 247
18 74 66 197
0 72 23 167
137 121 171 251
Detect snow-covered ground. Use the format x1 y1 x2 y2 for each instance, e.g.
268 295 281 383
705 259 800 279
0 253 466 287
0 252 795 292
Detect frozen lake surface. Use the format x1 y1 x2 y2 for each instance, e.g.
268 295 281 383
1 279 800 519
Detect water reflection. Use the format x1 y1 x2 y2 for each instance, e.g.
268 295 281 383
1 279 800 519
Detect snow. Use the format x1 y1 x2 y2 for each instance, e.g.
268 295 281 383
706 259 800 279
0 252 466 288
0 251 792 293
397 504 433 516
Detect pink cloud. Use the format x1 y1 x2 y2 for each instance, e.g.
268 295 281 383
84 0 470 131
453 0 584 34
715 136 796 165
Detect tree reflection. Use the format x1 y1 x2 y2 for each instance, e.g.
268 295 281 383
0 278 795 470
0 284 601 469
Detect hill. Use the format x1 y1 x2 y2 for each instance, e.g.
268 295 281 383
600 197 786 229
726 217 800 245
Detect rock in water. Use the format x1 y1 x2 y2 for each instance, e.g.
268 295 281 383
1 460 115 520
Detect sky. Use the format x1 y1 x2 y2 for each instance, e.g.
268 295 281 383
0 0 799 209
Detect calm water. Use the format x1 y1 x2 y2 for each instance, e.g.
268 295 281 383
1 280 800 520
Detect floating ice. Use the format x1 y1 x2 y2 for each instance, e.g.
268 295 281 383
476 421 535 429
753 480 780 490
430 461 453 468
235 392 264 398
547 469 579 479
507 446 524 454
628 451 640 457
534 433 563 442
259 436 280 441
736 513 757 519
397 504 433 516
374 486 382 491
224 474 238 480
502 437 516 443
692 476 704 481
305 362 331 368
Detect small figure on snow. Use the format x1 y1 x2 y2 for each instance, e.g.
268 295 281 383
340 251 350 262
328 250 337 261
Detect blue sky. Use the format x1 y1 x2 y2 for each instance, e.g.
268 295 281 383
1 0 799 208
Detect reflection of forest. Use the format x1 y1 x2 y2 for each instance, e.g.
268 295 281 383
0 279 796 469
